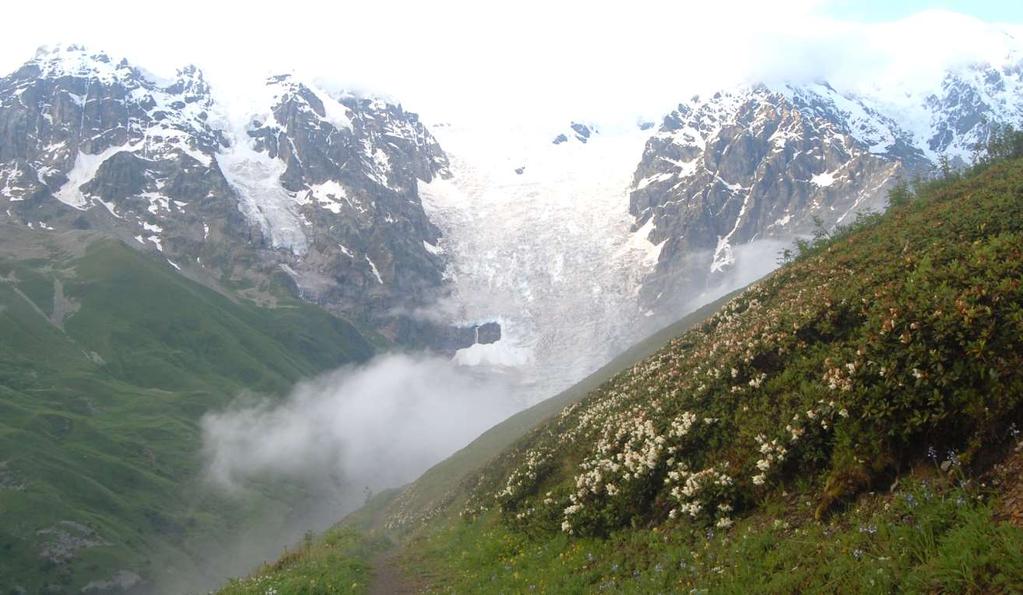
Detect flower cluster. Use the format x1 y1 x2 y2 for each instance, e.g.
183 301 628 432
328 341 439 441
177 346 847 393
560 413 668 533
498 447 553 506
668 411 698 439
467 185 1023 544
665 462 735 526
751 434 788 486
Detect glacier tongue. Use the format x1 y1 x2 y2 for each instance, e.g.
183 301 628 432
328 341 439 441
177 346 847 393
420 122 662 404
217 141 309 256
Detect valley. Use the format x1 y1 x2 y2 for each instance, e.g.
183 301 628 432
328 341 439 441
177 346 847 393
1 9 1023 592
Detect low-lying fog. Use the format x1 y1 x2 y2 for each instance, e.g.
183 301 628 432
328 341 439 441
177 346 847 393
185 124 804 593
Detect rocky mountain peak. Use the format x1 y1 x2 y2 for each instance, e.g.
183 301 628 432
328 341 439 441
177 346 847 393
0 46 478 350
23 44 134 84
167 64 212 105
921 59 1023 162
628 65 1023 315
629 80 916 312
552 121 599 145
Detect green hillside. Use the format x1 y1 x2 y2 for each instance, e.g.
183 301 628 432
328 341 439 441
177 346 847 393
0 230 374 593
222 153 1023 593
340 289 743 539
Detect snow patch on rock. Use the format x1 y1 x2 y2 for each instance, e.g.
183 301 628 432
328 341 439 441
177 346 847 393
55 143 137 209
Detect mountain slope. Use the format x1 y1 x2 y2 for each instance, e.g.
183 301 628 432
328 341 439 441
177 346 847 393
416 62 1023 404
0 226 374 593
0 45 472 349
426 155 1023 592
630 83 910 307
225 150 1023 594
630 61 1023 314
342 287 743 537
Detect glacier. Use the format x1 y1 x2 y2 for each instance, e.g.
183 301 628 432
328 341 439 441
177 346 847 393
420 122 666 403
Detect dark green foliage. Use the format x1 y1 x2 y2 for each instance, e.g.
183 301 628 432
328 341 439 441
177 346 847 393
977 122 1023 166
886 179 914 208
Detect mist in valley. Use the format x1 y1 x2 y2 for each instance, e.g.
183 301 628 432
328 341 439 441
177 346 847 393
155 353 519 591
181 231 796 591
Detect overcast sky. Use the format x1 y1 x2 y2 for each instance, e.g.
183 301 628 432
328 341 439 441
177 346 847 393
2 0 1022 128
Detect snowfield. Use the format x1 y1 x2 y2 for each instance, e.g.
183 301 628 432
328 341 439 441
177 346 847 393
421 123 662 403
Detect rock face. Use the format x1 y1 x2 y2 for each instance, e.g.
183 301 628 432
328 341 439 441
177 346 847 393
629 71 1023 312
921 62 1023 163
5 46 1022 354
223 73 454 337
0 45 476 348
0 46 234 240
552 121 598 145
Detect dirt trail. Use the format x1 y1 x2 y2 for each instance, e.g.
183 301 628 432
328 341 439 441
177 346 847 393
50 278 66 328
368 549 418 595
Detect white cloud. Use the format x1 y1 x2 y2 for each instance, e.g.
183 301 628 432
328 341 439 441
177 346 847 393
2 1 1021 129
176 352 520 591
201 352 519 493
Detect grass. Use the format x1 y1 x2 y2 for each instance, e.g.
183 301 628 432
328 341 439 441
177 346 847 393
345 289 743 536
0 232 374 593
408 477 1023 593
228 156 1023 592
218 528 389 595
470 155 1023 539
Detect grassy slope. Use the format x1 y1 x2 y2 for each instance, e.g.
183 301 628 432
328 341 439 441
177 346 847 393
218 527 390 595
342 290 743 536
0 232 374 593
217 246 743 595
407 156 1023 593
228 157 1023 593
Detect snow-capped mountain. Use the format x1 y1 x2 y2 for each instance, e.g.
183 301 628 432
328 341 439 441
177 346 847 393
875 60 1023 164
0 46 229 221
421 59 1023 402
4 44 1022 392
420 122 657 402
218 72 453 336
0 45 486 348
629 83 910 311
630 62 1023 313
